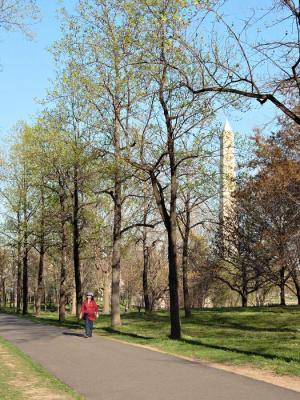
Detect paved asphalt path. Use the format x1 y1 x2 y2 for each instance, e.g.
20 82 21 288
0 314 299 400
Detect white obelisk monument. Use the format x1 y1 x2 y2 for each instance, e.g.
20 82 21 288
220 120 236 236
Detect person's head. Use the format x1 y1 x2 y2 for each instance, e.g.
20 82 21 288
86 291 94 301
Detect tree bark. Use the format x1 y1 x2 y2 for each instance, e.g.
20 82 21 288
111 184 121 327
1 279 6 308
161 63 181 339
103 270 110 315
72 164 82 317
142 190 150 313
182 197 191 318
143 243 150 312
150 171 181 339
16 211 22 313
22 165 29 316
10 289 13 308
241 293 248 307
22 230 29 315
147 60 181 339
111 97 122 328
168 227 181 339
71 288 77 315
292 270 300 305
279 267 286 306
35 249 44 316
182 228 191 317
141 136 150 313
59 191 67 322
241 267 248 307
166 110 181 335
35 187 45 317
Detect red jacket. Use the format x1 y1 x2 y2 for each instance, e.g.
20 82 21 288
80 300 99 321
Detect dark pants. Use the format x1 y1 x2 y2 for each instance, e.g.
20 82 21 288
85 318 93 337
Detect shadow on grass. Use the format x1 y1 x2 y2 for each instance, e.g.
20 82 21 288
101 326 154 340
190 305 300 313
122 311 169 321
181 337 300 364
186 319 299 333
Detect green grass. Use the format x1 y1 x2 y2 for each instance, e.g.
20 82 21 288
2 305 300 377
0 335 83 399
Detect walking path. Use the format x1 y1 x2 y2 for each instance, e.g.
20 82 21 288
0 313 299 400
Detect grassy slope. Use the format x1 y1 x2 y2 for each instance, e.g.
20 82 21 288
2 306 300 377
0 335 83 400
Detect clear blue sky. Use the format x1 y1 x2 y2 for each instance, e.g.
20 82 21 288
0 0 280 147
0 0 75 143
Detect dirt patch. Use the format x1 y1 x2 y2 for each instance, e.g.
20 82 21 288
0 344 73 399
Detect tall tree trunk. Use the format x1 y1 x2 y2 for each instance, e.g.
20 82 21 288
22 166 29 316
143 243 150 312
141 139 150 313
182 197 191 318
43 287 47 311
149 65 181 339
22 234 29 315
150 172 181 339
111 99 122 328
150 171 181 339
241 267 248 308
17 211 22 313
292 270 300 305
142 193 150 313
103 270 110 315
161 63 181 339
71 288 77 315
10 289 13 308
1 279 6 308
279 267 286 306
111 181 121 327
241 293 248 307
182 227 191 318
72 164 82 317
167 225 181 339
59 192 67 322
35 250 44 316
35 187 45 317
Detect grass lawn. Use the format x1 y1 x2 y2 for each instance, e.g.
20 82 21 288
2 305 300 377
0 335 83 400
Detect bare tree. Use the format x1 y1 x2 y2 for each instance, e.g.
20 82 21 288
216 194 269 307
163 1 300 125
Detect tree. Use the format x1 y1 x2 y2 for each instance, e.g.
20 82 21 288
216 196 268 307
148 1 300 125
124 0 218 338
186 234 215 308
0 0 39 37
11 125 41 314
244 117 300 305
0 176 23 312
177 157 217 317
54 0 155 327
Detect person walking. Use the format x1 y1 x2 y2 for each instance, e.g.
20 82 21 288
79 292 99 338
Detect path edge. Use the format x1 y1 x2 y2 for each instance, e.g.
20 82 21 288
98 333 300 393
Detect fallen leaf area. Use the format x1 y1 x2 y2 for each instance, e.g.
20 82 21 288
0 341 78 400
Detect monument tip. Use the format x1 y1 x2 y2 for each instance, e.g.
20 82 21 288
223 119 233 133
